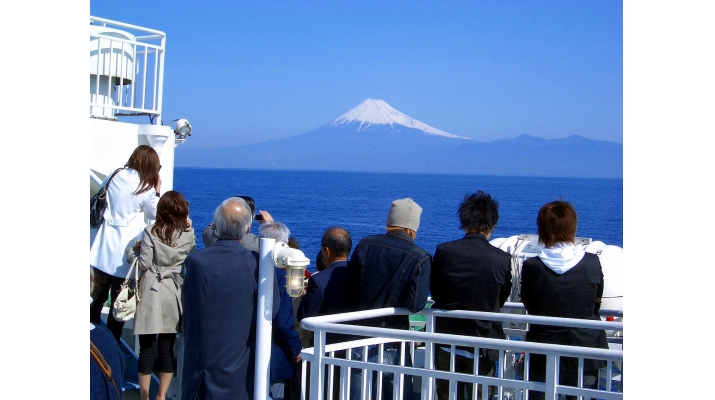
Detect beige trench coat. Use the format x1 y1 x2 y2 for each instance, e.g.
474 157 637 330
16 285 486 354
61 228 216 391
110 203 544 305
128 225 195 335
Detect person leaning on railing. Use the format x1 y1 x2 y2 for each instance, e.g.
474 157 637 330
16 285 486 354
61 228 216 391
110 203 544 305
520 200 609 400
346 198 432 400
430 191 513 400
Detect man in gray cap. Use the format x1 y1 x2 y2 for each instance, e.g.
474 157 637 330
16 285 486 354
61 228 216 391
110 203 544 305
346 197 431 400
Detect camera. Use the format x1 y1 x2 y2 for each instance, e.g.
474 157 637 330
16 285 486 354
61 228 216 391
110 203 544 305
254 214 264 221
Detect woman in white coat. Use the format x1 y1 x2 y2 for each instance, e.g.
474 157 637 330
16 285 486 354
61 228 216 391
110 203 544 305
90 145 162 342
128 190 195 400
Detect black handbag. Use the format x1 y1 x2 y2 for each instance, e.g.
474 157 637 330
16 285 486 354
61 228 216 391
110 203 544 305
90 168 123 228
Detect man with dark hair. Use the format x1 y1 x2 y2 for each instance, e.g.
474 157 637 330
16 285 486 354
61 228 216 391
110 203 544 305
298 227 353 400
521 200 607 400
430 191 512 400
347 198 431 400
181 197 279 400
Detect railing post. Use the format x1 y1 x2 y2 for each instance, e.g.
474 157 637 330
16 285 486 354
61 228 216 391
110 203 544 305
340 354 349 400
395 341 405 400
156 35 165 116
497 349 505 400
255 238 276 400
422 310 435 400
545 353 558 400
311 330 326 400
302 358 308 400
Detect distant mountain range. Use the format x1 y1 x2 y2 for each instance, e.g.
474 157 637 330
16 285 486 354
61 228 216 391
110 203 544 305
176 99 622 178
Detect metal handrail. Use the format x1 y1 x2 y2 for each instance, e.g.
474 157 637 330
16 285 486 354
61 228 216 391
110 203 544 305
301 307 623 400
90 16 166 37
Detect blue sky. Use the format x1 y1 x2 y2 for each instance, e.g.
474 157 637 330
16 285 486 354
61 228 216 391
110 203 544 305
90 1 622 149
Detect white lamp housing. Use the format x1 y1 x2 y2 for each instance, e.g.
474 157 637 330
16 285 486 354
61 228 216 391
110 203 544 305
273 242 310 297
173 118 192 139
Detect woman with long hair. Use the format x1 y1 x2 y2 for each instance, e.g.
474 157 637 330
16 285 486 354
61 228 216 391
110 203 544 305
128 190 195 400
90 145 162 342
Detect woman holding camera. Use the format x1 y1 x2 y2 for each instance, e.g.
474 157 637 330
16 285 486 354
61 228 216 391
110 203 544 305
90 145 162 342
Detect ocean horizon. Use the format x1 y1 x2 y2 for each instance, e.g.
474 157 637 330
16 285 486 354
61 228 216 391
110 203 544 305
174 168 623 272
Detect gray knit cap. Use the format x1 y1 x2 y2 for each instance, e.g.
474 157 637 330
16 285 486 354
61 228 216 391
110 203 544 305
386 198 422 232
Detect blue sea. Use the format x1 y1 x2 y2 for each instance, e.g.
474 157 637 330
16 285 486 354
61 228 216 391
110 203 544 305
174 168 622 273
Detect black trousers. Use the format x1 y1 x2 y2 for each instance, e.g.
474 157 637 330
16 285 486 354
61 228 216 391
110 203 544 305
527 358 599 400
287 361 303 400
90 267 127 343
434 347 495 400
138 333 177 374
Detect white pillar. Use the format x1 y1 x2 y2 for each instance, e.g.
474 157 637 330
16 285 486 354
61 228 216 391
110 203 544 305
255 238 276 400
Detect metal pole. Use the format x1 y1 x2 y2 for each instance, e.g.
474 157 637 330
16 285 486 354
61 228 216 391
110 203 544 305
255 238 276 400
310 330 326 400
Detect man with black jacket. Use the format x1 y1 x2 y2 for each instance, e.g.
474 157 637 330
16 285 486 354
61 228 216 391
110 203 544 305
430 191 512 400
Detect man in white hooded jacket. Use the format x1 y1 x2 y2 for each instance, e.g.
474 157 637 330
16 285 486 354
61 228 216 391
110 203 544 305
520 200 608 400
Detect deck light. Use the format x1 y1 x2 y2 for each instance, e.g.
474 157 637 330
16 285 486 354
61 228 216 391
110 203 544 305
167 118 192 140
272 242 310 297
175 119 192 138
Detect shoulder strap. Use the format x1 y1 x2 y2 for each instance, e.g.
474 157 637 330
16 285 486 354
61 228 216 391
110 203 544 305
101 168 124 191
120 257 140 302
90 339 121 400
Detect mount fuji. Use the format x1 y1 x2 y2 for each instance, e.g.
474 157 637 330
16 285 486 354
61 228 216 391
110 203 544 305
329 99 468 139
176 99 622 178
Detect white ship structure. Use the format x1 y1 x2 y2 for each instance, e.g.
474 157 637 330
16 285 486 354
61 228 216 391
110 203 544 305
89 16 192 396
89 16 623 400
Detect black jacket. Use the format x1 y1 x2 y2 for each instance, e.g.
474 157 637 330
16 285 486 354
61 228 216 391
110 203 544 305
430 233 512 361
297 260 351 344
521 252 609 376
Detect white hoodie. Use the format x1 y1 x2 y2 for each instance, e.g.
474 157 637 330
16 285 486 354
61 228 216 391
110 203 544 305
537 242 585 274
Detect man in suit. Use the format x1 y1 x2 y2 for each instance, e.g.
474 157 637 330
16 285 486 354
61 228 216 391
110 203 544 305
298 226 353 344
430 191 512 400
181 197 279 400
297 226 352 400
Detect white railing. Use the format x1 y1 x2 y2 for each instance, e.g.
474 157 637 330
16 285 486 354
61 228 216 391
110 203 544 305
89 16 166 120
301 306 623 400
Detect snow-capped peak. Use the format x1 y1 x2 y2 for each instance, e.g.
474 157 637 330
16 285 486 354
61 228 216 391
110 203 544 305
329 99 468 139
